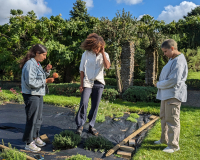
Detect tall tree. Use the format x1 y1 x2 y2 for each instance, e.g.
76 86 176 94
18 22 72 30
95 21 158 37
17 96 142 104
184 6 200 18
69 0 89 21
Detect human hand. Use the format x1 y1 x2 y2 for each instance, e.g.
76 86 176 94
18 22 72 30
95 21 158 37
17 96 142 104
79 86 84 93
46 78 54 83
46 64 52 72
100 46 105 53
154 83 157 87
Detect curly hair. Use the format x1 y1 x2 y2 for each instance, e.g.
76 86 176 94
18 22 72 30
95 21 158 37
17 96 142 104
80 33 105 51
20 44 47 69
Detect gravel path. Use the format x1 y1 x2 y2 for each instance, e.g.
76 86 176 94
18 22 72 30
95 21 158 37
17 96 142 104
182 90 200 107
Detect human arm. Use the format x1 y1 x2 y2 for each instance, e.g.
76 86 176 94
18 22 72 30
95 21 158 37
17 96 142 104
157 63 185 89
79 71 84 93
100 46 111 69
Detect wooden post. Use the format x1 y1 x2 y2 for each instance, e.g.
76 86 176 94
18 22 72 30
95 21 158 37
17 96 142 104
0 144 36 160
106 116 159 157
120 145 135 152
128 139 136 147
117 150 132 159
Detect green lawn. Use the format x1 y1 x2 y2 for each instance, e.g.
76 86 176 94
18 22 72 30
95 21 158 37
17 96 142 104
187 71 200 79
1 90 200 160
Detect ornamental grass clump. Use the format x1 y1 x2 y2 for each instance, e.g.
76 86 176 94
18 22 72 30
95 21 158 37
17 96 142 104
66 154 91 160
84 136 114 152
52 130 81 149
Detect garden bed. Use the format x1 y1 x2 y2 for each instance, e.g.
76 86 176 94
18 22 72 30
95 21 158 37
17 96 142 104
0 103 155 160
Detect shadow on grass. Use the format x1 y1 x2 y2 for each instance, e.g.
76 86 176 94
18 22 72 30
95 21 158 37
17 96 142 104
139 140 167 151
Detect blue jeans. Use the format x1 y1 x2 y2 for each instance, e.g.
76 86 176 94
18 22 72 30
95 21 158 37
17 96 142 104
75 81 104 128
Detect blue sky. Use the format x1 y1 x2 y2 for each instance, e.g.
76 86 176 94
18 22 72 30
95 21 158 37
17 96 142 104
0 0 200 25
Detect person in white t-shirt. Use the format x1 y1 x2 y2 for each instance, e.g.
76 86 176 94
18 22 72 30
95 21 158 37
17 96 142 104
75 33 111 136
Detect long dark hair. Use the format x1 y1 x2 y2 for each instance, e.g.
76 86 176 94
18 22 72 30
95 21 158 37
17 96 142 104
20 44 47 69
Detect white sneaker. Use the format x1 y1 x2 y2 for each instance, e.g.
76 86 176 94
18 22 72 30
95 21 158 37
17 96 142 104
25 141 41 153
163 146 180 153
154 140 162 144
35 137 46 147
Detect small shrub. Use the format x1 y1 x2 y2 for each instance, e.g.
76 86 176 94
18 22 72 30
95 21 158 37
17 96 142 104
52 130 81 149
10 88 23 104
102 88 118 101
84 136 114 152
0 143 26 160
67 154 91 160
105 78 117 86
114 112 124 118
129 113 140 119
126 113 139 122
122 86 159 102
0 87 9 103
126 117 137 123
95 113 106 123
133 79 145 86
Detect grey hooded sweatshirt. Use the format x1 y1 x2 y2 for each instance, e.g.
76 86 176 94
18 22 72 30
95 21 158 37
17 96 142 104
156 53 188 102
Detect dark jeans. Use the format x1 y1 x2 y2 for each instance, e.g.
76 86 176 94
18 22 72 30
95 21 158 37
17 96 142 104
75 81 104 128
22 94 43 143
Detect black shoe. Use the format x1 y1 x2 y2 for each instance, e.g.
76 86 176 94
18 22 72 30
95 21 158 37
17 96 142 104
76 126 83 136
88 126 99 136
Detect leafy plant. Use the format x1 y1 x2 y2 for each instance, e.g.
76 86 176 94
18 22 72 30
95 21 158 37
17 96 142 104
126 113 140 122
84 136 114 152
102 88 118 101
52 130 81 149
104 78 117 86
122 86 159 102
0 142 26 160
67 154 91 160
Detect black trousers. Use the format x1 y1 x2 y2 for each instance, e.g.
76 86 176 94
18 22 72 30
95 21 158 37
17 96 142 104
22 94 43 143
75 81 104 128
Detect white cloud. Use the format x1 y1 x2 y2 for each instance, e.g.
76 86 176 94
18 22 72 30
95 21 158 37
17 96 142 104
84 0 94 10
0 0 51 25
116 0 143 5
157 1 198 23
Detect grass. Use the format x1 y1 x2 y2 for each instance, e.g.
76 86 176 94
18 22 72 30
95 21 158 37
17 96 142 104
1 89 200 160
187 71 200 79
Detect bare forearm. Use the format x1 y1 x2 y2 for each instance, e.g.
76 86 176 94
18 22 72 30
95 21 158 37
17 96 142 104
102 52 111 69
80 71 84 87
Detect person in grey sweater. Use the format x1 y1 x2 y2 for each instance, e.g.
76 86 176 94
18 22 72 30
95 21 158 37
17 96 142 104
20 44 54 152
154 39 188 153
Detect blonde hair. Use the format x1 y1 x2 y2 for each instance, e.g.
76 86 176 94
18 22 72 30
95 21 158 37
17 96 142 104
80 33 105 51
161 39 178 50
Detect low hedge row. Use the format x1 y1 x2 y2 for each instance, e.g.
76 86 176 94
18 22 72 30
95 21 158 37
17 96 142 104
122 86 160 103
48 83 119 101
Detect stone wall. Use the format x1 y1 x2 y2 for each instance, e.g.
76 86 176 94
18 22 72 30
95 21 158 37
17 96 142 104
121 41 135 92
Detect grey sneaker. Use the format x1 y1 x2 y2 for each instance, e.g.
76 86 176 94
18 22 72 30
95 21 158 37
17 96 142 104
35 137 46 147
25 141 41 152
154 140 162 144
163 146 180 153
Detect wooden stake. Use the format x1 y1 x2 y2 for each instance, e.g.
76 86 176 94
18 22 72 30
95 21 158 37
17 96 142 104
106 116 159 157
40 134 50 143
120 145 135 152
128 139 136 147
0 144 36 160
117 150 132 159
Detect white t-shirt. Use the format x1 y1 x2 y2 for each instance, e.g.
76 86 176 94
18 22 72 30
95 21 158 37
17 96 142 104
79 50 110 88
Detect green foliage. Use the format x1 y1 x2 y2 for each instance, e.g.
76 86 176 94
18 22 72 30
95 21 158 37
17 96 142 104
122 86 159 102
84 136 114 152
52 130 81 149
48 83 80 97
105 78 117 86
126 113 139 122
114 112 124 118
186 79 200 90
102 88 119 101
184 6 200 18
181 47 200 71
0 143 26 160
133 79 145 86
67 154 91 160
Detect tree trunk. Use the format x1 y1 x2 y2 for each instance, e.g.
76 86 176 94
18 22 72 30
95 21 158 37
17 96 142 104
145 46 156 86
115 61 122 94
121 41 135 92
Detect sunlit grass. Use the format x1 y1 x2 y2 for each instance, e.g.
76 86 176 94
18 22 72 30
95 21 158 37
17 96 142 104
187 71 200 79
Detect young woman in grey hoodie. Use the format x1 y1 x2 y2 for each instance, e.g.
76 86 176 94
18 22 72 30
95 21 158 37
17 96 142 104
154 39 188 153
